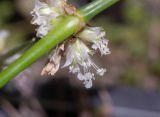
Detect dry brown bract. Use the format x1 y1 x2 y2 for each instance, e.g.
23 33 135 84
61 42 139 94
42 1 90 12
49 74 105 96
41 44 64 76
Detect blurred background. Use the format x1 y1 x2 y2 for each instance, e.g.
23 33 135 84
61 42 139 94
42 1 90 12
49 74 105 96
0 0 160 117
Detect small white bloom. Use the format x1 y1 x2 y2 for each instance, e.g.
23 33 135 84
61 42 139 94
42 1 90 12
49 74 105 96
31 0 65 37
97 68 106 76
77 26 111 55
82 73 93 88
63 39 106 88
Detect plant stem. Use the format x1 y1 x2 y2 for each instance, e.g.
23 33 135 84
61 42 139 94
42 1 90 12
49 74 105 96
0 0 119 88
79 0 119 22
0 16 79 87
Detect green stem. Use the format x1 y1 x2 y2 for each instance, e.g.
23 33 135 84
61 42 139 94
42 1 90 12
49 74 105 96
79 0 119 22
0 0 119 88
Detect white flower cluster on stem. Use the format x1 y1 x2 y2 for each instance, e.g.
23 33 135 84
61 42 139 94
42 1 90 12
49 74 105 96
62 26 110 88
31 0 110 88
41 26 110 88
63 39 107 88
31 0 66 37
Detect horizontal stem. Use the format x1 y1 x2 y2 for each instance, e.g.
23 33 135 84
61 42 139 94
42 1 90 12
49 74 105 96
0 16 80 87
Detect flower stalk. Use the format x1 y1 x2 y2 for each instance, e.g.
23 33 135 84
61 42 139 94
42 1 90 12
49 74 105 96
0 0 119 88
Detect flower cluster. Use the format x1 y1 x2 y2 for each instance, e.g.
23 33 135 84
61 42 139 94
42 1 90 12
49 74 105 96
41 26 110 88
65 27 110 88
31 0 110 88
31 0 66 37
31 0 76 37
62 38 108 88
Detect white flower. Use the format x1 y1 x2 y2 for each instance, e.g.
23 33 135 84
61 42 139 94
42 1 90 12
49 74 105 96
63 39 106 88
31 0 65 37
40 26 110 88
77 26 111 55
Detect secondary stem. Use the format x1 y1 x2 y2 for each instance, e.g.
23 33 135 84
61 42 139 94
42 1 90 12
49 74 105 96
79 0 119 22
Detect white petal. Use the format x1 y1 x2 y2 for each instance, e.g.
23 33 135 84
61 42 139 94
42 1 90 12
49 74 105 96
83 73 94 88
77 73 84 81
97 68 106 76
69 65 80 73
84 79 92 88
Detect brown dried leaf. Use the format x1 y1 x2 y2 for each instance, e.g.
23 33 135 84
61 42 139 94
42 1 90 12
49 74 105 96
64 4 77 15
